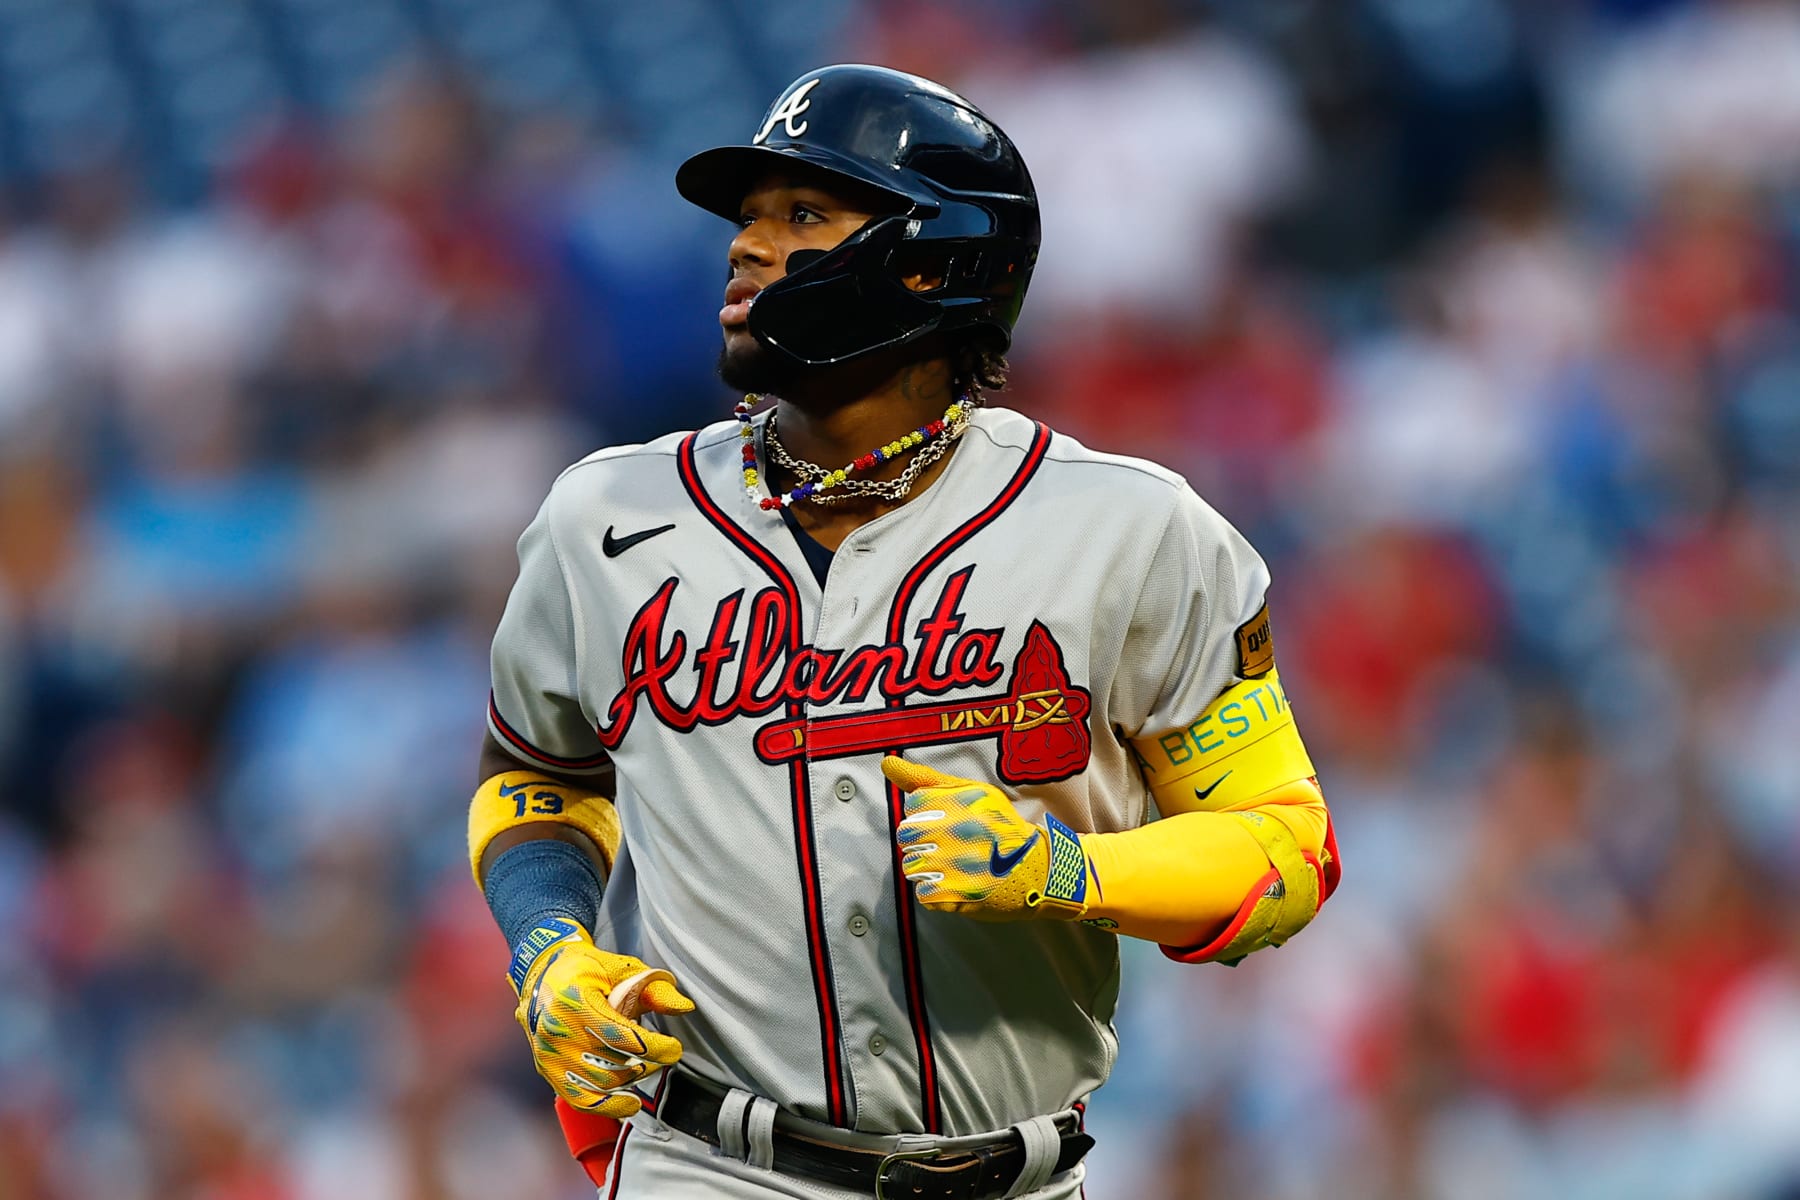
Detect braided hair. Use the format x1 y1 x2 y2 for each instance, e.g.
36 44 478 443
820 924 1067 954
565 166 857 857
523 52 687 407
953 336 1010 408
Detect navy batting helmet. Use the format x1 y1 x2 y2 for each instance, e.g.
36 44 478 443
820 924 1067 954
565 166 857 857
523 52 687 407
676 64 1040 367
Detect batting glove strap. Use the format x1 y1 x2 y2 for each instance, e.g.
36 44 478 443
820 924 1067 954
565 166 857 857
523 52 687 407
1030 813 1090 915
509 916 587 997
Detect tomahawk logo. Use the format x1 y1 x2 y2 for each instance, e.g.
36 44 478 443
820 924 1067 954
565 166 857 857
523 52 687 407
755 77 822 144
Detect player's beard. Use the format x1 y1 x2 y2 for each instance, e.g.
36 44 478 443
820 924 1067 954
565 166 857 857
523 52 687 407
717 337 804 396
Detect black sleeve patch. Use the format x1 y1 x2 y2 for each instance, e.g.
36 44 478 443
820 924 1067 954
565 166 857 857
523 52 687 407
1235 600 1274 678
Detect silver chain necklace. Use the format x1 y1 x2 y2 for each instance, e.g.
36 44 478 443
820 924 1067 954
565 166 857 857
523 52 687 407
763 402 976 505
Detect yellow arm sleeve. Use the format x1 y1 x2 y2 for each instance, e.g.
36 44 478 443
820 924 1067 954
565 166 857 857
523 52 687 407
1081 668 1341 963
1079 779 1329 948
468 771 623 886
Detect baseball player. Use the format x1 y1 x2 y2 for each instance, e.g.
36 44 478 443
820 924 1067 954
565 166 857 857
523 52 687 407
469 65 1341 1199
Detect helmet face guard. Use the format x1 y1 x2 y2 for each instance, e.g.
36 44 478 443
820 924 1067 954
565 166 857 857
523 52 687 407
676 64 1040 368
747 215 941 365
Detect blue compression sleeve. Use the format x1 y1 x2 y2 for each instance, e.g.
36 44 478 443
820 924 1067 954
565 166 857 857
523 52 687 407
482 838 605 951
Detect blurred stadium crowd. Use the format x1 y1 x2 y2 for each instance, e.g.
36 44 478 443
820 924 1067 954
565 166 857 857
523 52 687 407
0 0 1797 1197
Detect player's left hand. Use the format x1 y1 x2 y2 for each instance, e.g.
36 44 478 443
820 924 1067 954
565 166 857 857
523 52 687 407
882 757 1089 921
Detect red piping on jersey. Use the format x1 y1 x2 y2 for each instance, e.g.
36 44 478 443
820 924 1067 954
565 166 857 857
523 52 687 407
678 433 851 1127
603 1122 632 1198
489 692 611 770
883 421 1053 1134
630 1064 670 1116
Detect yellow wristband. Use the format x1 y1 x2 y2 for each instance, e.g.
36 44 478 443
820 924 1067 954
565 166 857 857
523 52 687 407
468 772 622 886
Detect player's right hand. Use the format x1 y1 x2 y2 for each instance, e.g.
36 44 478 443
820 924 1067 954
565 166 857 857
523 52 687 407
508 918 695 1117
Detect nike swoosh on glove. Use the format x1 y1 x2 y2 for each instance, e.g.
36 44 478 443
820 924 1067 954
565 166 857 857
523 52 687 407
882 756 1090 921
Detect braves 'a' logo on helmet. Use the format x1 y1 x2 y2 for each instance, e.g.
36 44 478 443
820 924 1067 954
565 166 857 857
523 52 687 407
754 77 821 145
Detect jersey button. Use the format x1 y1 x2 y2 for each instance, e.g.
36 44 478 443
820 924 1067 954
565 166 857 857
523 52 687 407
869 1034 887 1056
848 914 870 937
834 778 857 802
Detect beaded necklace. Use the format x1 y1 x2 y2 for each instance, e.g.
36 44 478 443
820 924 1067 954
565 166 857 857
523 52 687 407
736 393 972 510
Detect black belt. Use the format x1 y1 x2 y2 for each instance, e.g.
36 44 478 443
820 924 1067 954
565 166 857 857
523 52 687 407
656 1071 1094 1200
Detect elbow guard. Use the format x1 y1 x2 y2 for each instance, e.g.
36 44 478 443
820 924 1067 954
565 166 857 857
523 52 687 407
1163 806 1341 967
468 771 623 886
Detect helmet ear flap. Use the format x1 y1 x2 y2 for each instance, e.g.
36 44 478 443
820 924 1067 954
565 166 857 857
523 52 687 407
891 241 955 296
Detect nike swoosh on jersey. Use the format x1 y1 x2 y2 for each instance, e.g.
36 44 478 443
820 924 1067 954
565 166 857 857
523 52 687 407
989 831 1039 876
602 523 676 557
1193 771 1233 802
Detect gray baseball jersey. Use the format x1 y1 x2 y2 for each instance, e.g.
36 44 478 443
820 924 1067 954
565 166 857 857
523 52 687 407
487 405 1270 1138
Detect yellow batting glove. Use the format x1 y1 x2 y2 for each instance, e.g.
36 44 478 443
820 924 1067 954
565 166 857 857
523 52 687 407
509 919 696 1117
882 757 1090 921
